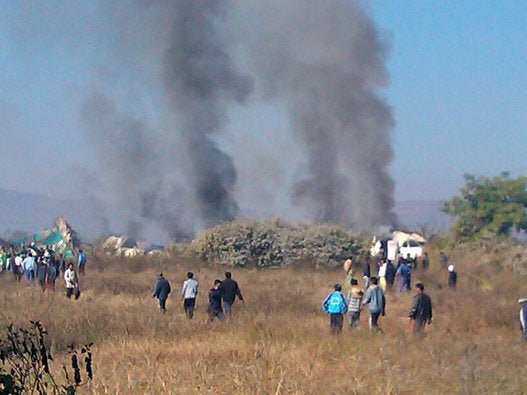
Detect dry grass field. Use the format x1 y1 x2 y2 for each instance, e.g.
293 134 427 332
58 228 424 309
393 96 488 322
1 247 527 394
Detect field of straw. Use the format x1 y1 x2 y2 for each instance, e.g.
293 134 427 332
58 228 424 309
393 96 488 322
1 248 527 394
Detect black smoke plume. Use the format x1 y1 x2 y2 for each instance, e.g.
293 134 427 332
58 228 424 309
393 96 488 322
162 0 253 230
78 0 395 241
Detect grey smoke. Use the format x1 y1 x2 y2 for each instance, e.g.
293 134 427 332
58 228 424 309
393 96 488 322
248 0 396 230
81 92 193 240
77 0 395 241
162 0 253 230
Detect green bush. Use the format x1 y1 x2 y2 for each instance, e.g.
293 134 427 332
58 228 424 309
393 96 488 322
185 218 366 268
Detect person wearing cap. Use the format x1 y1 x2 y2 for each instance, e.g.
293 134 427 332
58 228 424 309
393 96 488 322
181 272 199 319
152 273 171 313
322 284 348 334
519 298 527 342
362 276 386 332
408 283 433 337
448 265 457 288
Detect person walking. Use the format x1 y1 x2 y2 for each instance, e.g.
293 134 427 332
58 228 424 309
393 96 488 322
448 265 457 288
322 284 348 334
64 263 79 299
421 252 430 270
385 260 396 291
22 252 36 286
46 258 58 291
36 258 48 292
208 279 224 322
220 271 244 318
152 273 171 313
363 260 371 292
362 276 386 332
519 298 527 342
440 251 448 270
13 253 23 282
77 250 87 275
181 272 199 319
347 279 364 329
408 283 433 337
343 258 353 286
396 261 412 293
378 260 387 291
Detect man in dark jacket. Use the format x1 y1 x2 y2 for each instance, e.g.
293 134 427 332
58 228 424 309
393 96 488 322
448 265 457 288
220 271 244 317
385 260 396 291
152 273 171 313
408 282 432 337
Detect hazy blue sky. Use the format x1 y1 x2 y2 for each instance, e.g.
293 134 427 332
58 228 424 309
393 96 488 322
0 0 525 214
370 1 527 200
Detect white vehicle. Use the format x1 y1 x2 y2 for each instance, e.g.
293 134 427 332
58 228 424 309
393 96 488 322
399 239 424 260
371 231 426 261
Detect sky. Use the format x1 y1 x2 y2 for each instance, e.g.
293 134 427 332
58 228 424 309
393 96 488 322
0 1 525 240
369 1 527 200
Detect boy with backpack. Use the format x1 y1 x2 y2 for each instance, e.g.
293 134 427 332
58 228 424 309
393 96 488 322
322 284 348 334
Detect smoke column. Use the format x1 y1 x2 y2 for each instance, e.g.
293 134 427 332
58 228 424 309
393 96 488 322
81 92 193 241
162 0 253 230
249 0 396 231
79 0 395 240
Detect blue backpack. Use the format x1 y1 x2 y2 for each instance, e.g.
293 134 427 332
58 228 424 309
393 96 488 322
324 292 347 314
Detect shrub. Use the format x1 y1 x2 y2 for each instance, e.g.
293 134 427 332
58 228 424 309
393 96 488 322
185 218 366 268
0 321 92 394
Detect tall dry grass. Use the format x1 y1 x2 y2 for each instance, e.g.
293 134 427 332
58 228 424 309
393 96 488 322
1 248 527 394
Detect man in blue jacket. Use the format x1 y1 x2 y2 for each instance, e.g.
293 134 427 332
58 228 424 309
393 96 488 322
153 273 171 313
322 284 348 334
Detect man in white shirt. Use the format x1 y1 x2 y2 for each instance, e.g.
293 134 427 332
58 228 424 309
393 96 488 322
64 263 78 299
181 272 199 319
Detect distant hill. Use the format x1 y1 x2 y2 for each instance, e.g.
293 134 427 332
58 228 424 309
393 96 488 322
0 189 453 242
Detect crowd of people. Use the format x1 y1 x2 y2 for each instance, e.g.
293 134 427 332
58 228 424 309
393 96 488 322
329 251 527 341
153 270 244 322
0 245 85 298
6 243 526 341
324 251 456 337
